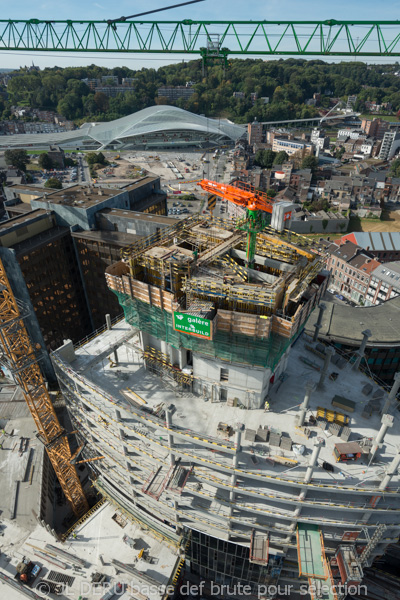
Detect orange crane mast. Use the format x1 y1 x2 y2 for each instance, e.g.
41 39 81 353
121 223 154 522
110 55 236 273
197 179 277 266
0 259 89 517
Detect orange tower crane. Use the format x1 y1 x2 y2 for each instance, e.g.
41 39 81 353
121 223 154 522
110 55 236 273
0 259 89 517
198 179 291 266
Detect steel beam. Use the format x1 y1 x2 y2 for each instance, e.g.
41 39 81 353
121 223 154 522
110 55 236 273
1 20 400 56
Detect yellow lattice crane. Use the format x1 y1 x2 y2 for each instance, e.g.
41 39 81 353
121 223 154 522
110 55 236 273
0 260 89 517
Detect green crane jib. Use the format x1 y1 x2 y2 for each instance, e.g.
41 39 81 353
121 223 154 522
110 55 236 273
1 19 400 58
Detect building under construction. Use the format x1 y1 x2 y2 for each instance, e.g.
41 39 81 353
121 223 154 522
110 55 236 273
50 208 400 599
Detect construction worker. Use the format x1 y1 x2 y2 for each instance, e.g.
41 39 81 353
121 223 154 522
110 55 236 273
264 401 270 412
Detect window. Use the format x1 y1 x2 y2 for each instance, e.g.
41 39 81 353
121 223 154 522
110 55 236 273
220 368 229 382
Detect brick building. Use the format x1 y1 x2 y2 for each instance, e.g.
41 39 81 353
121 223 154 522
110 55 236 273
326 240 380 304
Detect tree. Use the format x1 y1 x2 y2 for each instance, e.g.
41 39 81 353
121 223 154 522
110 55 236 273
266 188 277 198
390 157 400 177
44 177 62 189
39 153 53 170
93 92 109 112
254 149 276 169
64 157 76 168
301 155 319 171
86 152 107 166
273 151 289 165
4 149 29 172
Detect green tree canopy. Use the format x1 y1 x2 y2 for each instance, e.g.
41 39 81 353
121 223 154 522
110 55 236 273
273 151 289 165
4 149 29 172
390 157 400 177
38 153 53 170
254 149 276 169
301 155 319 171
86 152 107 166
44 177 62 189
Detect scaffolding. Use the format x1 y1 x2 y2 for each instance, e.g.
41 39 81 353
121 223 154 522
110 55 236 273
144 346 193 388
249 530 269 565
113 291 294 370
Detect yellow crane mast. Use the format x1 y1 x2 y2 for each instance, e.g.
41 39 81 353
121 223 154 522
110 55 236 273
0 259 88 517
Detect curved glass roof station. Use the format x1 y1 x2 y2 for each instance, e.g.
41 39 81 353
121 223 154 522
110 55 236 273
90 105 246 149
0 106 245 151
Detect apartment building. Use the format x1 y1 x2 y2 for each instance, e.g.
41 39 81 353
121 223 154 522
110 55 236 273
361 118 389 140
247 119 263 145
379 131 400 160
326 240 380 304
272 137 314 156
157 85 195 101
365 262 400 306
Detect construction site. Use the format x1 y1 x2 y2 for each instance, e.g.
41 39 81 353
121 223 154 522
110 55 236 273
0 177 400 600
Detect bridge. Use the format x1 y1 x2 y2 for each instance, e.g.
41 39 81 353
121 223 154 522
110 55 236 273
1 19 400 59
261 112 359 128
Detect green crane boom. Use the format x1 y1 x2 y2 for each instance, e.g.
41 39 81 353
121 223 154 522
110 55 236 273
1 19 400 58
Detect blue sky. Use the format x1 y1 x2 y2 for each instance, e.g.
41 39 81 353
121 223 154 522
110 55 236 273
1 1 399 70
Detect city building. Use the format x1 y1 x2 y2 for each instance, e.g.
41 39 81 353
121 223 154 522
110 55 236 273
0 209 91 381
47 145 65 168
94 86 135 97
337 232 400 263
326 240 380 304
361 118 389 140
365 261 400 306
101 75 119 85
310 128 329 152
0 178 169 375
51 214 400 598
272 137 314 157
379 131 400 160
247 119 263 145
157 85 195 101
337 128 365 140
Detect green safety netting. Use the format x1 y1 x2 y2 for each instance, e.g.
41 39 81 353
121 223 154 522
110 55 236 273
112 291 298 371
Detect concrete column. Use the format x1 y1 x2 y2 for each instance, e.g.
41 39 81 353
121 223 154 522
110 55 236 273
304 440 323 484
232 425 242 469
178 348 186 370
379 446 400 491
317 347 334 390
174 499 182 534
369 414 394 462
352 329 372 371
106 314 112 330
165 408 175 466
382 371 400 415
229 473 237 502
113 346 119 365
313 303 326 342
298 382 315 426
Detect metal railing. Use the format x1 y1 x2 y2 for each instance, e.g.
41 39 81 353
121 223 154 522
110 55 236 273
72 313 125 350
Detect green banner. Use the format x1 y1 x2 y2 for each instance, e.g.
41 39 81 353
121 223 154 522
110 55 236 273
173 312 212 339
